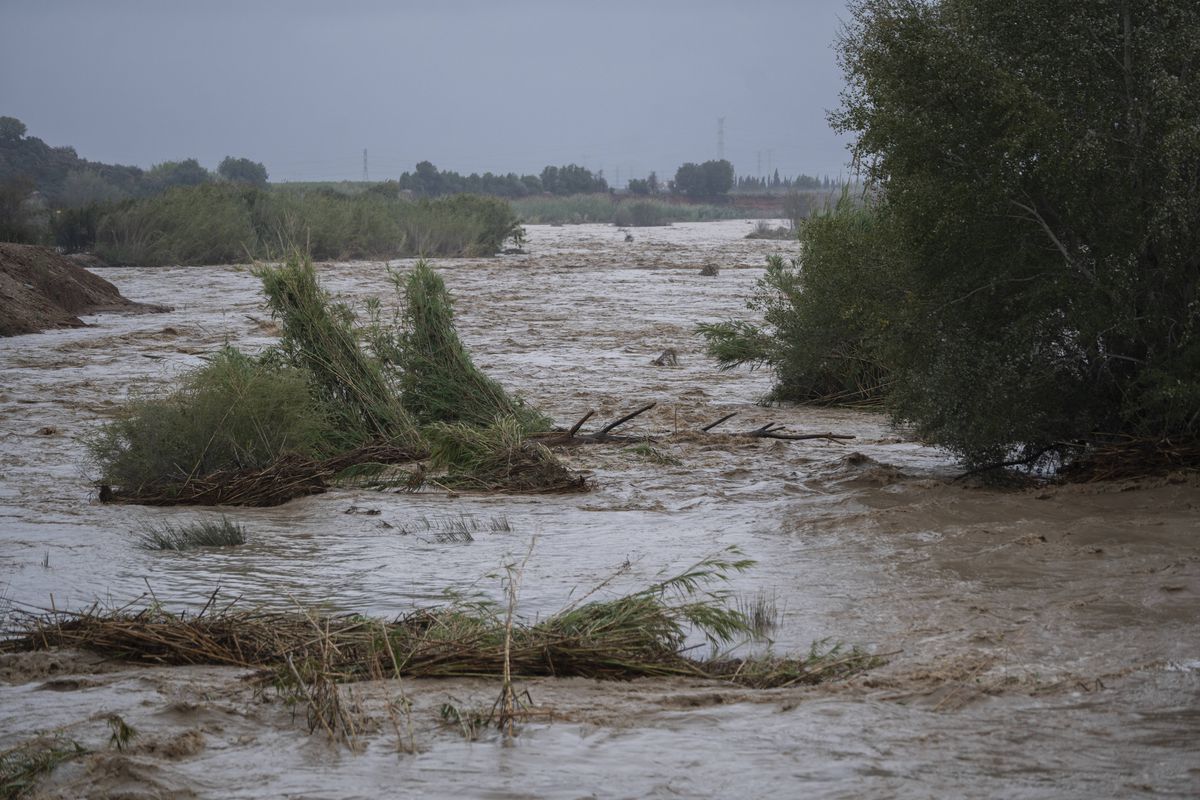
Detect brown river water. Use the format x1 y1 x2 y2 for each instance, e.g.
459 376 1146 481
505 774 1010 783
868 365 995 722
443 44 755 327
1 220 1197 798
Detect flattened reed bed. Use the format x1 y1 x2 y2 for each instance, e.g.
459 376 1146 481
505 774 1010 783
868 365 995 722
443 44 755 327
1 605 874 688
2 556 879 689
101 444 423 507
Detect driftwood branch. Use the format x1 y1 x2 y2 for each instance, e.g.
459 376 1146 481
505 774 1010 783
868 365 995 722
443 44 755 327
566 409 595 439
702 413 738 432
595 403 657 439
538 403 855 447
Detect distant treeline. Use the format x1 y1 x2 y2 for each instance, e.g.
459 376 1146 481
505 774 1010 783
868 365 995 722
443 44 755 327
0 116 267 210
734 172 843 193
378 161 609 199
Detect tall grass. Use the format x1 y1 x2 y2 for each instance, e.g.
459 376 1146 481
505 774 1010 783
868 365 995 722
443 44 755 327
369 261 549 431
510 194 755 226
257 254 421 450
95 184 522 266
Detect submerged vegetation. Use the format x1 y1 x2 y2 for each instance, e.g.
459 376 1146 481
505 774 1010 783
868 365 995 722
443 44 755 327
135 517 247 550
88 347 331 496
91 253 566 505
0 737 86 800
706 0 1200 474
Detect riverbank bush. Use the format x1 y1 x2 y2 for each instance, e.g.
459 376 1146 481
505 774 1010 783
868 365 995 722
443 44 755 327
94 184 522 266
700 198 898 406
709 1 1200 473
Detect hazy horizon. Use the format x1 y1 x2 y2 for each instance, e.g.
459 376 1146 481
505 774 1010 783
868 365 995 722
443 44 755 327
1 0 856 186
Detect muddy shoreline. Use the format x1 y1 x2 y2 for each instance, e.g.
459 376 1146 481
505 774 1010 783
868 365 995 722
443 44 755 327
2 221 1197 798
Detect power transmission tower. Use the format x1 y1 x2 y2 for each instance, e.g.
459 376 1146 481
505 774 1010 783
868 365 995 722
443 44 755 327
717 117 726 161
362 149 368 182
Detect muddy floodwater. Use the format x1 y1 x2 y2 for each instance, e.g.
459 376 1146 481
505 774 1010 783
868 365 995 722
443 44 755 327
2 220 1198 799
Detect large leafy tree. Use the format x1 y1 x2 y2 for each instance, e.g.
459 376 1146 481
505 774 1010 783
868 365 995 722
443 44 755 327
217 156 268 185
673 159 734 199
832 0 1200 466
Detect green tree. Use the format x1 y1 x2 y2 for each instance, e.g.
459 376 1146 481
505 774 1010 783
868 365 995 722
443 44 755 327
829 0 1200 466
0 116 26 144
147 159 211 191
673 160 733 198
217 156 268 185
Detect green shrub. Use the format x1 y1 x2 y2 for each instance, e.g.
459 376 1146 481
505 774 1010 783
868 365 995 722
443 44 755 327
89 348 329 493
700 198 900 406
826 0 1200 468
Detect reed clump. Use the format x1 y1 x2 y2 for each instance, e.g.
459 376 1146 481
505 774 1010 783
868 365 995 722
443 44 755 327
1 553 879 689
371 261 549 432
91 253 579 506
135 517 246 550
94 183 522 266
257 255 421 450
425 417 586 494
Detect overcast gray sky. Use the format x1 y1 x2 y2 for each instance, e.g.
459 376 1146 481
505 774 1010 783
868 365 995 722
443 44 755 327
1 0 855 185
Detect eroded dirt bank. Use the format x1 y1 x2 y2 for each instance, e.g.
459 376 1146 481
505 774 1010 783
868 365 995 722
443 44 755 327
0 243 167 336
1 221 1197 799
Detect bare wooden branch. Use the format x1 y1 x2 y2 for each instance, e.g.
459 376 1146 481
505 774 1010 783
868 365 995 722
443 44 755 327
567 409 595 439
595 403 657 439
701 412 738 432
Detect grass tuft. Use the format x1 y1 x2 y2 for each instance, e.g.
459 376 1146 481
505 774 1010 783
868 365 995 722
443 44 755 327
136 517 246 550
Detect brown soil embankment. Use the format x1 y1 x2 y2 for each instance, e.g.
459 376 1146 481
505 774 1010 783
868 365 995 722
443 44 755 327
0 243 169 336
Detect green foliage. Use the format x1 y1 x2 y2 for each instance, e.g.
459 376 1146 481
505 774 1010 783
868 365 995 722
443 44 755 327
257 254 419 449
146 158 211 191
88 347 329 494
0 177 42 244
0 116 27 144
136 517 247 550
613 200 668 227
396 161 548 198
539 163 608 195
673 159 734 199
701 198 899 406
58 169 129 209
511 194 751 225
826 0 1200 466
95 184 522 265
425 416 578 492
217 156 268 185
377 260 549 431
